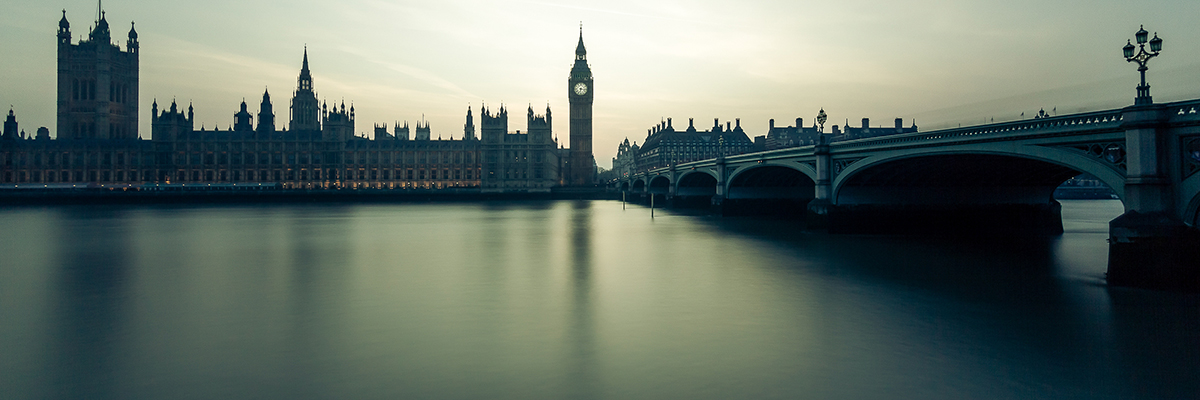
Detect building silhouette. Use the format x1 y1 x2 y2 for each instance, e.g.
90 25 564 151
57 8 139 140
612 117 755 177
567 28 595 186
612 115 919 179
0 7 571 192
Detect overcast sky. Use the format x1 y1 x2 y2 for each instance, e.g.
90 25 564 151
2 0 1199 168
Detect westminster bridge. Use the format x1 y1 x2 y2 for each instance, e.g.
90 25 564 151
616 98 1200 292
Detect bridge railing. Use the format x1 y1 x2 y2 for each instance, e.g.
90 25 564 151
834 109 1126 151
1167 99 1200 123
631 98 1200 178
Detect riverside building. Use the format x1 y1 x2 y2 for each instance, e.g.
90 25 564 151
1 7 568 192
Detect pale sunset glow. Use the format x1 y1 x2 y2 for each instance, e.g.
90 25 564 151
1 0 1199 168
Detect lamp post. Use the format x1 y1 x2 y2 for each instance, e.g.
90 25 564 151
816 108 827 133
1123 25 1163 105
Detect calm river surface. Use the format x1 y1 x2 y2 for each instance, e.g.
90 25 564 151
1 199 1197 399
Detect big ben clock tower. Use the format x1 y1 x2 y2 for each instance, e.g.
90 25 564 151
568 27 594 186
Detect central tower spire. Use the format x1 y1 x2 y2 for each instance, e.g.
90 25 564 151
290 47 320 132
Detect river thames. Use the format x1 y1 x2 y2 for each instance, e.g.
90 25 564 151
0 199 1196 399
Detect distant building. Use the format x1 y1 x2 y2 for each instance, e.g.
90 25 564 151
612 138 640 180
0 8 569 192
765 117 822 149
479 105 560 192
626 117 755 172
765 117 918 150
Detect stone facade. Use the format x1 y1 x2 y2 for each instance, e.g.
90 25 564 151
623 117 755 172
0 7 570 192
57 10 139 140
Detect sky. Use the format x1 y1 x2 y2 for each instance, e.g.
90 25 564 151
2 0 1199 169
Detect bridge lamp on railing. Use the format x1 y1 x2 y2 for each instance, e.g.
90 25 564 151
1123 25 1163 105
816 108 828 133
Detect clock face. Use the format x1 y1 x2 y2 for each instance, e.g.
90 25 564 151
574 82 588 96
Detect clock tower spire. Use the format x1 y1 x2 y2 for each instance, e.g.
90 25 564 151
568 24 595 186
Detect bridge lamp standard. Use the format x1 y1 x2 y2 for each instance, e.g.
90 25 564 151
1123 25 1163 105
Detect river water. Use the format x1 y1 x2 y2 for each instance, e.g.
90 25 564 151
0 199 1196 399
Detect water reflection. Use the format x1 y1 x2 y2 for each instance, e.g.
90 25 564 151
0 200 1196 400
50 209 132 400
1107 287 1200 399
567 201 596 400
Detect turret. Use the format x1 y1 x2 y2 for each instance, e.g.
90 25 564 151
58 10 71 45
127 21 138 53
395 121 410 140
234 99 253 131
151 100 192 142
464 106 476 140
90 10 111 45
374 123 392 140
257 89 275 134
415 119 431 141
3 108 18 140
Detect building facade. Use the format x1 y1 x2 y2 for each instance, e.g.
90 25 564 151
0 8 568 192
619 117 755 172
57 9 139 140
765 117 918 150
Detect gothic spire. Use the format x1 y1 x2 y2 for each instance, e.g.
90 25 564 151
297 47 313 92
302 46 310 73
575 23 587 60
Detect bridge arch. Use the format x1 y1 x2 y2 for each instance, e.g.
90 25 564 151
832 146 1126 205
648 175 672 205
631 178 646 192
649 176 671 191
722 164 816 216
827 146 1126 234
672 171 719 209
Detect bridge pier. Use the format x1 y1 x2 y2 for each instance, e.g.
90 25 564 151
806 138 833 228
1108 212 1200 291
1106 105 1200 292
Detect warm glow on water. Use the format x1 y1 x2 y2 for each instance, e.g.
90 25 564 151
0 200 1196 399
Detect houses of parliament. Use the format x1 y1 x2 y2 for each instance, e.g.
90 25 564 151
0 7 598 191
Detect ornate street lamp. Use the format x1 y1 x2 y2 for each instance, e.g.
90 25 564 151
816 108 828 133
1123 25 1163 105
